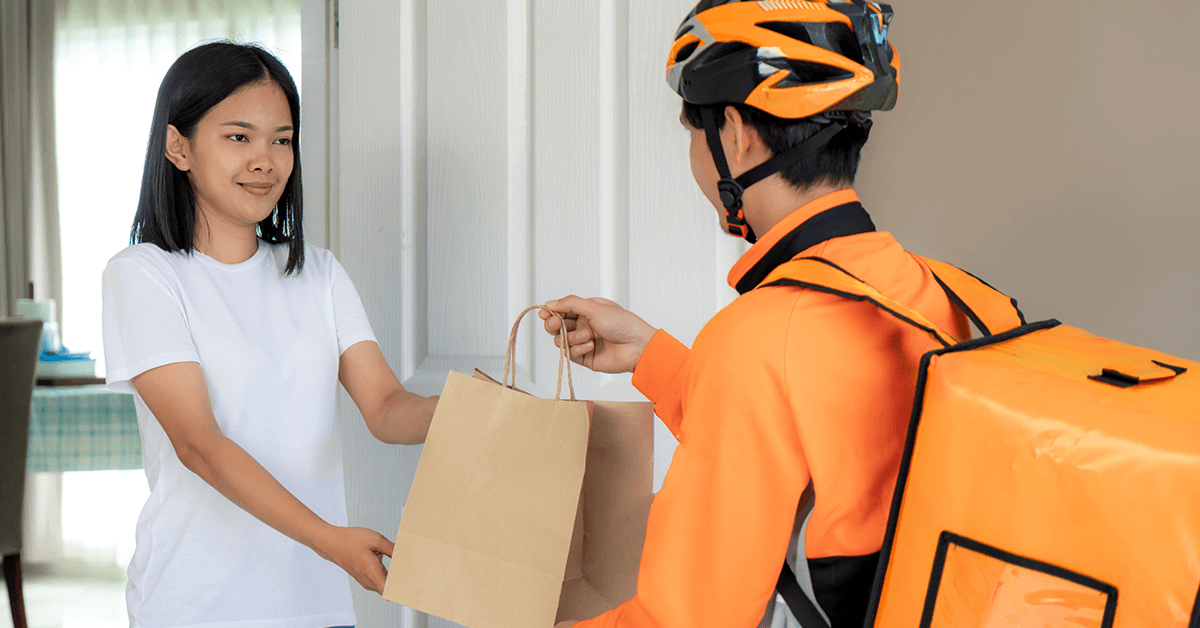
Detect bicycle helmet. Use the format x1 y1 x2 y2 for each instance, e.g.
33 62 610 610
667 0 899 242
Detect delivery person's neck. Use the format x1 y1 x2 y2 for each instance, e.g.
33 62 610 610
743 178 851 239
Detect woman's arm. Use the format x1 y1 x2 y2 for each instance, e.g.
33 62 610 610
134 361 394 593
338 341 438 445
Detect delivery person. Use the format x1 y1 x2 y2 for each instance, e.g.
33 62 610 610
542 1 969 627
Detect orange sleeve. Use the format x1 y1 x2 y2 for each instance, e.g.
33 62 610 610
631 329 690 438
576 294 811 628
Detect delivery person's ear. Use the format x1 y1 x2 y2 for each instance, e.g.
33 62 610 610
723 105 761 166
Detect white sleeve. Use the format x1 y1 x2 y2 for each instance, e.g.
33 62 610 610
330 256 377 355
102 257 199 394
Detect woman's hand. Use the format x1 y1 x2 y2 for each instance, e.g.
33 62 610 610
540 297 657 374
314 525 395 594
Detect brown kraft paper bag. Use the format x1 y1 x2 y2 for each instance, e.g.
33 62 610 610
383 306 654 628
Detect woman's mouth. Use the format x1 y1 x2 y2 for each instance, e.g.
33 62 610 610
239 182 274 196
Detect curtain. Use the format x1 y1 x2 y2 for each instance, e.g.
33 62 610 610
30 0 62 322
0 0 55 314
1 0 32 317
24 0 301 573
6 0 67 567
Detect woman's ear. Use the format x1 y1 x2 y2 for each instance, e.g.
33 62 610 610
164 124 191 172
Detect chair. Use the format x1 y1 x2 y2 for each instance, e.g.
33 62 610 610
1 318 44 628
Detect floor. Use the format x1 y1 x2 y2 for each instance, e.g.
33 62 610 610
1 564 127 628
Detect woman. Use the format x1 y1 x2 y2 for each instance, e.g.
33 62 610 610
102 42 436 628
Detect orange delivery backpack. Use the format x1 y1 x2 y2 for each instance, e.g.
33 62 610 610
758 256 1200 628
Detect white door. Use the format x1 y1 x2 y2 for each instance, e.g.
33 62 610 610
331 0 743 626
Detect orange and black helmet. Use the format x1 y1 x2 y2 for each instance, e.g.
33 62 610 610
667 0 900 243
667 0 899 119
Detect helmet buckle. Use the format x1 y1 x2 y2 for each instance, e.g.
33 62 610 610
717 178 744 211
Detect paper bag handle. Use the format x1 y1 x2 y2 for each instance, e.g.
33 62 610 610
504 306 576 401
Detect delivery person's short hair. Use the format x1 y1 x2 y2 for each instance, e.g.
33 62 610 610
682 101 870 191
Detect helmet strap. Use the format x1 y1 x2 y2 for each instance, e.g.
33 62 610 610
700 106 849 246
700 107 756 242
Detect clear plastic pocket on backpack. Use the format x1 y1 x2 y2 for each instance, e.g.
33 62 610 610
921 532 1118 628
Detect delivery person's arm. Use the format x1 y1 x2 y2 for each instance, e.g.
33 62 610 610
541 298 690 436
555 293 811 628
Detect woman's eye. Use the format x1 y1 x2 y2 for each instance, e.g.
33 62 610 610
228 134 247 142
274 137 292 146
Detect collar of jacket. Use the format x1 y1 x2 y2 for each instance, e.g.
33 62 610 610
727 189 877 295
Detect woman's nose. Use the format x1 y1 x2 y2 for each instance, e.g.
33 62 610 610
249 143 273 173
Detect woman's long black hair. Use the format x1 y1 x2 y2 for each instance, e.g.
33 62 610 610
131 41 304 274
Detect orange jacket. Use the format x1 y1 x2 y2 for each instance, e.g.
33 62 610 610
575 190 968 628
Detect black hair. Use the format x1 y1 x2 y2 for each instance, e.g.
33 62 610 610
682 101 869 191
131 41 304 274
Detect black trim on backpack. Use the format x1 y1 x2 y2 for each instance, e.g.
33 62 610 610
1155 360 1189 376
800 256 867 283
918 532 1118 628
955 265 1027 325
1189 580 1200 628
861 318 1062 627
928 272 991 337
734 203 876 295
760 278 957 349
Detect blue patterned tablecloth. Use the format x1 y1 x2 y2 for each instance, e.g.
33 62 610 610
29 386 142 472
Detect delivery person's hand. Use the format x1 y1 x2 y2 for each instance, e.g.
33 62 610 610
540 296 657 374
314 525 394 594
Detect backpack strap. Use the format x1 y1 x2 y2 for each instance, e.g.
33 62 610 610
759 257 961 348
777 562 831 627
758 256 1025 344
915 256 1025 336
774 482 832 628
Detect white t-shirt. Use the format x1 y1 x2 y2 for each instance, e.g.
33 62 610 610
102 241 375 628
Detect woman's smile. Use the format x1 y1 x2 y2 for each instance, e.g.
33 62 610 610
238 181 276 196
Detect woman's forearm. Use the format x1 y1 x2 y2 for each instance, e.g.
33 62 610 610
178 429 336 556
367 390 438 445
339 341 438 445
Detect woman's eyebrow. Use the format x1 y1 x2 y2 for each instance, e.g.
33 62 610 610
220 121 294 132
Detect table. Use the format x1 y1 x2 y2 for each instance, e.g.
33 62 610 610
28 386 142 472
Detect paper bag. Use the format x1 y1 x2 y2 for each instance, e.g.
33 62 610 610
384 307 654 628
555 397 653 622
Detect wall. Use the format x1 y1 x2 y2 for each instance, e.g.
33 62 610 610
856 0 1200 358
